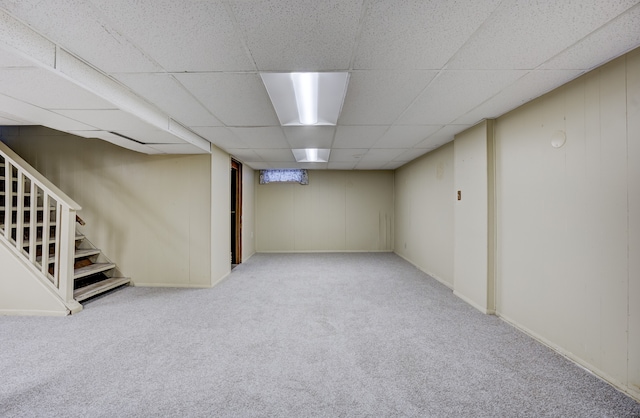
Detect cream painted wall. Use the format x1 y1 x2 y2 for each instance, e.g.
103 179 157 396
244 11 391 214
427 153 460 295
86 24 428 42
394 143 454 287
241 165 256 261
0 239 68 315
1 127 220 287
453 120 494 313
211 147 230 284
256 170 394 252
495 50 640 400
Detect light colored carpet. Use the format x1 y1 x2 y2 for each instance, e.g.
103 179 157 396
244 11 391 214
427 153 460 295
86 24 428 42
1 252 639 417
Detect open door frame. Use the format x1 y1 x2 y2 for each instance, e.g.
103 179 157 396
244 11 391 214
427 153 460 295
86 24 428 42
231 159 242 264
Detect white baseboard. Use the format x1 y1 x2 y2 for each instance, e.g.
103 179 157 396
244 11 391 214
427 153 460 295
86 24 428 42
394 252 454 290
498 312 640 403
453 290 494 315
0 309 69 316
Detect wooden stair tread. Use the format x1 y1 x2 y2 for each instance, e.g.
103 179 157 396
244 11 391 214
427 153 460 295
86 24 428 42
74 248 101 259
21 233 84 247
74 277 130 302
74 262 116 280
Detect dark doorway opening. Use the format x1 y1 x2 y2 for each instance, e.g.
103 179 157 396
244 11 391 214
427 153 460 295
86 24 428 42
231 159 242 266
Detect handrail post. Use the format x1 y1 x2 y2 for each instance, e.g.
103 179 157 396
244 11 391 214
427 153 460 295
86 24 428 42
58 207 76 305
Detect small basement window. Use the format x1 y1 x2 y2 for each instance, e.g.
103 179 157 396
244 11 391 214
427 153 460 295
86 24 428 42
259 169 309 185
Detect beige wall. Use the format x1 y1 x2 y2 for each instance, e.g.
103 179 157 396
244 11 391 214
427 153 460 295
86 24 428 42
210 146 230 284
256 170 394 252
0 239 68 315
1 127 229 287
494 50 640 400
394 143 454 287
242 165 256 261
453 120 495 313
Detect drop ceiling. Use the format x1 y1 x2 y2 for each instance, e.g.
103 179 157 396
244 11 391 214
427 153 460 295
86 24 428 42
0 1 639 169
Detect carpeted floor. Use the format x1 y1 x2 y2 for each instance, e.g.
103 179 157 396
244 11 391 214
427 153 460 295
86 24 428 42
1 252 639 417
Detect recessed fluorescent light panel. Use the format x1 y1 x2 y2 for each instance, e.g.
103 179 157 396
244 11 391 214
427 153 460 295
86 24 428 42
292 148 330 162
261 72 349 126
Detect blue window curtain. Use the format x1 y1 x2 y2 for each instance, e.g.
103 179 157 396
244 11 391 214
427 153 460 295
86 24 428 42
259 169 309 185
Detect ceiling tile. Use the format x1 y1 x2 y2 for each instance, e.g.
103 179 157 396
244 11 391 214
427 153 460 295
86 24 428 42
90 0 254 71
113 73 222 127
340 70 437 125
0 114 28 124
146 143 208 154
353 0 502 69
541 4 640 70
112 129 184 144
229 127 289 148
67 130 157 153
329 149 368 163
246 162 271 170
191 127 247 150
0 94 96 131
447 0 640 70
227 149 263 163
175 73 279 126
253 148 296 162
415 124 472 149
393 148 431 162
328 161 358 170
0 0 161 73
0 67 116 110
333 126 388 149
0 50 36 68
283 126 335 148
373 125 442 149
354 161 391 170
54 109 157 131
398 70 526 125
384 161 407 170
453 70 583 124
230 0 363 71
359 148 405 162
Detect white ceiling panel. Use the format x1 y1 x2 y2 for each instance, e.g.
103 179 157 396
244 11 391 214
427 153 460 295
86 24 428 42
112 129 186 144
175 73 279 126
0 67 115 110
0 0 160 73
358 148 405 162
373 125 442 149
113 73 222 127
229 127 289 148
447 0 639 70
328 161 358 170
247 162 271 170
230 0 363 71
283 126 335 149
393 148 431 162
0 50 36 68
90 0 254 72
416 125 472 150
398 70 526 125
0 114 27 124
353 0 502 69
191 127 248 150
329 149 368 163
67 130 157 154
453 70 584 125
333 126 388 149
340 71 438 125
253 148 296 162
227 149 263 163
0 93 96 131
54 109 157 131
384 161 408 170
541 4 640 70
147 143 209 155
1 1 639 168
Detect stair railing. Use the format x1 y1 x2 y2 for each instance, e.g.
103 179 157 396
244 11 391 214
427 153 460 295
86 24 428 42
0 141 82 312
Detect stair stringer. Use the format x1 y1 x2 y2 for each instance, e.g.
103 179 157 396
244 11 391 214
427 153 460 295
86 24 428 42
0 237 82 316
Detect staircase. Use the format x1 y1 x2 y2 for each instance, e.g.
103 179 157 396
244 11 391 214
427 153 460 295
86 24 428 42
1 141 129 313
